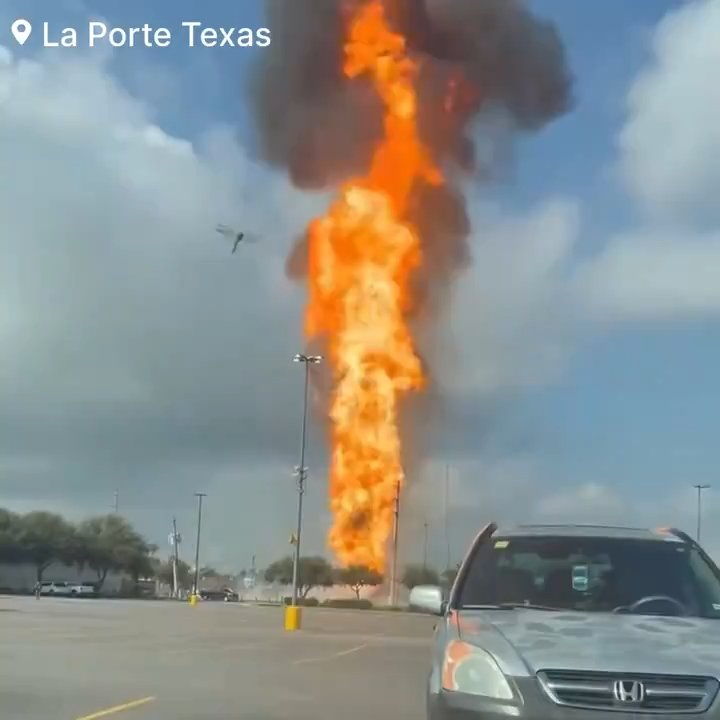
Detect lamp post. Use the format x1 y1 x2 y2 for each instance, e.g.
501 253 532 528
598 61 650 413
444 465 451 572
290 353 322 607
693 484 710 543
388 480 401 606
423 520 429 571
193 492 207 597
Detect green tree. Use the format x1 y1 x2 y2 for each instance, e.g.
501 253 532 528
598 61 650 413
125 541 158 593
77 514 152 590
156 558 192 589
401 564 441 590
0 509 22 564
336 565 383 599
16 511 76 581
264 555 334 598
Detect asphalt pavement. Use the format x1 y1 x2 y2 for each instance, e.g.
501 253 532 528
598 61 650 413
0 596 436 720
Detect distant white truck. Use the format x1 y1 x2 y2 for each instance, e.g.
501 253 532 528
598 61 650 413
36 581 72 596
35 581 96 597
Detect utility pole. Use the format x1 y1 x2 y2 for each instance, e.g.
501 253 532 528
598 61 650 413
389 480 401 606
693 484 711 543
113 490 119 514
171 516 181 598
444 465 451 572
193 493 207 597
423 520 429 571
290 353 322 608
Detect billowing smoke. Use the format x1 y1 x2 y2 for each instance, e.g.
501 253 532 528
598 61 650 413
252 0 572 308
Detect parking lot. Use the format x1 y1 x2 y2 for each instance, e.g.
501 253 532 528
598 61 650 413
0 596 435 720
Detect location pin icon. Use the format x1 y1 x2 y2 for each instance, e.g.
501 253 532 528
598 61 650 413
11 19 32 46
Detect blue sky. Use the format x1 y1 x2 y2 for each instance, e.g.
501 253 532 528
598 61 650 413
1 0 717 566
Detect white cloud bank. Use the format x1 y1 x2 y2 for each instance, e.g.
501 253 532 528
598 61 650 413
619 0 720 223
0 0 719 568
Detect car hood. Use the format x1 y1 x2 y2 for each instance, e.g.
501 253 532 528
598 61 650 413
457 610 720 676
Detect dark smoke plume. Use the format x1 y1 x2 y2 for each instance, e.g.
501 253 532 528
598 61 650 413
251 0 572 185
250 0 572 479
252 0 572 306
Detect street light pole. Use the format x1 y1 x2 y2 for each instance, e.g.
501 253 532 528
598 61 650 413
193 492 207 596
290 353 322 607
444 465 451 572
388 480 401 606
423 520 429 571
171 516 181 598
693 484 710 543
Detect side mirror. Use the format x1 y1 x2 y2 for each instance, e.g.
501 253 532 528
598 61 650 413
409 585 445 615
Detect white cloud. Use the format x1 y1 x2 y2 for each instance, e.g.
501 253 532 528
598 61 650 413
448 198 581 393
576 228 720 321
577 0 720 323
533 482 720 560
619 0 720 222
1 0 718 569
535 483 625 522
0 43 328 564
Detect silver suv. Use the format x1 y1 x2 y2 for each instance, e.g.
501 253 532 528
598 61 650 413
410 523 720 720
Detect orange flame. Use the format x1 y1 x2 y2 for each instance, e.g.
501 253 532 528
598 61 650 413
304 0 443 571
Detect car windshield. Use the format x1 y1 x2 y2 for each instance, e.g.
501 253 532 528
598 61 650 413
457 535 720 619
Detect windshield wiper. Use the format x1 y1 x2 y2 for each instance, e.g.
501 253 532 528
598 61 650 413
461 603 562 611
498 603 562 611
460 604 515 610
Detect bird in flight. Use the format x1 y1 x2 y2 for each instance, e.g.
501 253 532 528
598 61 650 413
215 224 260 253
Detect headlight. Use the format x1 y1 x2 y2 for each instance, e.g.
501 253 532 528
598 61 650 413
441 641 514 699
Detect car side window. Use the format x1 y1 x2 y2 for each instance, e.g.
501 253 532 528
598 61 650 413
687 548 720 616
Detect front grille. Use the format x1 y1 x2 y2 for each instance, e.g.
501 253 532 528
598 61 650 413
537 670 718 713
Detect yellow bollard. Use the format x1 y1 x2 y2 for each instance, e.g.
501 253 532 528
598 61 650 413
284 605 302 631
189 593 198 606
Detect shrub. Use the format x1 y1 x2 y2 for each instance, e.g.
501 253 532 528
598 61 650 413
282 596 319 607
322 598 373 610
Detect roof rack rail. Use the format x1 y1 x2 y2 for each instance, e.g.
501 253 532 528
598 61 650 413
660 527 696 544
516 523 646 531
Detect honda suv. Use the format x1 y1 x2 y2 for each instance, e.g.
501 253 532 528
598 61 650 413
410 524 720 720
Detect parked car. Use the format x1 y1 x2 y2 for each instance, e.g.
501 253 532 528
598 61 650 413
36 581 72 596
69 582 96 597
410 523 720 720
198 588 238 602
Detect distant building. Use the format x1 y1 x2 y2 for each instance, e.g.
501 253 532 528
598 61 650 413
0 562 124 594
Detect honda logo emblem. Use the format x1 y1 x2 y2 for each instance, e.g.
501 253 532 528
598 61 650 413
613 680 645 704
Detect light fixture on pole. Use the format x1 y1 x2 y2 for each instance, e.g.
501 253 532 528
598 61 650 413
289 353 322 618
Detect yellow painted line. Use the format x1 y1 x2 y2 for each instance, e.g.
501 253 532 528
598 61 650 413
74 696 156 720
293 643 368 665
